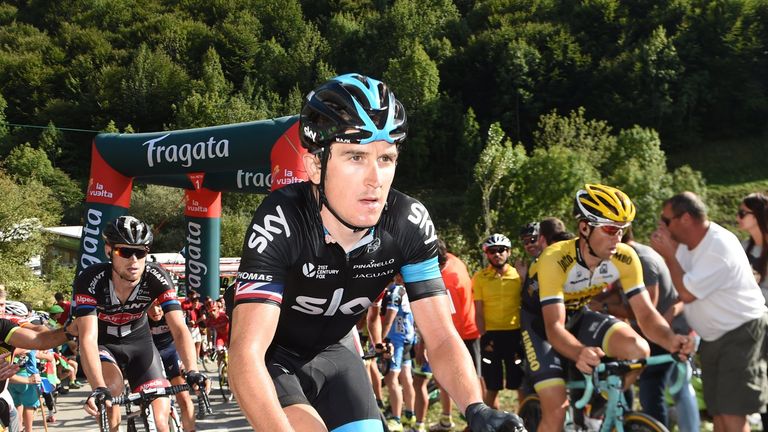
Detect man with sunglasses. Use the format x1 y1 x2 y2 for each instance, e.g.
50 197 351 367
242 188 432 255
519 184 693 432
72 216 206 432
651 192 768 432
472 233 525 410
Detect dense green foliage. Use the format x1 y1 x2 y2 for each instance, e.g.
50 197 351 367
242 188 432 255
0 0 766 284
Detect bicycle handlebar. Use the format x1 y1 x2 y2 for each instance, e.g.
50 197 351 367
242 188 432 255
96 384 214 432
574 353 690 409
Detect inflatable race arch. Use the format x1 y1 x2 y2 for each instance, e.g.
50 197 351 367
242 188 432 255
76 115 308 300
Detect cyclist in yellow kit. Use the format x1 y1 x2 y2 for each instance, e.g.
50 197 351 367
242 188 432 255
519 184 694 431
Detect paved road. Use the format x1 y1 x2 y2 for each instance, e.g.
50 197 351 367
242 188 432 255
36 371 249 431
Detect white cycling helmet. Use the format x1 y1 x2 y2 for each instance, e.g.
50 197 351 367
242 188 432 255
5 301 28 317
482 233 512 251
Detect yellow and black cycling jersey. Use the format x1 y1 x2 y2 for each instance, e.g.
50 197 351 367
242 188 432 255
521 238 644 321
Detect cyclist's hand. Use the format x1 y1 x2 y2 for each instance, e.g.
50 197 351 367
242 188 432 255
186 370 208 392
575 346 604 374
85 387 112 417
670 334 695 359
465 402 526 432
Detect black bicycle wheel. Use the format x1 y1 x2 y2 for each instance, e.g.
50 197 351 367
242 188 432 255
517 394 542 432
619 412 669 432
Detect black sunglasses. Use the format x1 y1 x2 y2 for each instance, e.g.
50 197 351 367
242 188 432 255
521 236 538 245
486 246 509 255
737 209 753 218
113 247 149 259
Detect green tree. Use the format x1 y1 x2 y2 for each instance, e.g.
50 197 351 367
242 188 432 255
0 170 62 307
508 145 600 236
2 144 83 221
533 107 616 176
129 185 185 252
383 43 440 112
472 123 527 239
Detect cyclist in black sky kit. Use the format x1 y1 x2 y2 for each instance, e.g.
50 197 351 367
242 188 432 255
72 216 206 432
227 73 524 432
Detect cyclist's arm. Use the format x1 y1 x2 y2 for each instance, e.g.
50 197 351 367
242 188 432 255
541 302 586 361
165 309 198 372
411 294 482 412
6 326 68 350
366 305 383 346
628 290 687 354
229 302 291 430
542 302 604 373
77 314 108 389
380 307 397 340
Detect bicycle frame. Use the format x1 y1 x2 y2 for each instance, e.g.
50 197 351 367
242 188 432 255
571 354 689 432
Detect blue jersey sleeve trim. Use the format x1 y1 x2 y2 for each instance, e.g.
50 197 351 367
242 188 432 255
401 257 441 283
75 305 96 312
330 419 384 432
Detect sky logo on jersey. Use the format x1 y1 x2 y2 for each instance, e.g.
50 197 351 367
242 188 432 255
291 288 371 316
235 280 284 304
247 205 290 253
407 202 437 244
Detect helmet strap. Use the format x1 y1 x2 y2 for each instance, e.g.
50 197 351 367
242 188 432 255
316 147 374 233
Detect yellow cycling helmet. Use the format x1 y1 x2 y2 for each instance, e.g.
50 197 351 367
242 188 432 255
573 184 636 225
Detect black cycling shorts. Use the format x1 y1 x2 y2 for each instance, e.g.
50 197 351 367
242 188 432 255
521 308 627 392
480 330 524 391
99 336 169 392
158 343 183 380
268 342 383 431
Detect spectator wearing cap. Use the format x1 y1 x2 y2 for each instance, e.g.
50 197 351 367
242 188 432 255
473 233 524 409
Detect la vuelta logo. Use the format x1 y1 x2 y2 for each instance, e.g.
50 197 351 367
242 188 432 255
88 182 113 199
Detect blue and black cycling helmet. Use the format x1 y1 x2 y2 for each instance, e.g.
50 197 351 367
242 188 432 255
103 215 154 246
300 73 407 152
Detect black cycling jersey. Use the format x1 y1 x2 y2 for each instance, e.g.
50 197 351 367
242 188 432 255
231 181 446 357
72 262 182 342
149 315 174 350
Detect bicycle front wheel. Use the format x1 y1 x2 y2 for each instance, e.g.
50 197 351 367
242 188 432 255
619 412 669 432
517 394 541 432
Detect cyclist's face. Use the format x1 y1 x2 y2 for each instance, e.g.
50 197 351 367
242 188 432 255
585 222 622 258
147 303 163 321
108 243 147 283
485 246 510 268
322 141 398 228
521 235 542 257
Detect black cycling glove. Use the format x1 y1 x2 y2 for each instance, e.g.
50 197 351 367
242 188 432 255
88 387 112 407
185 370 208 388
465 402 526 432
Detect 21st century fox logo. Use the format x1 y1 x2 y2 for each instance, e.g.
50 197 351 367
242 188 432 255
302 263 338 279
